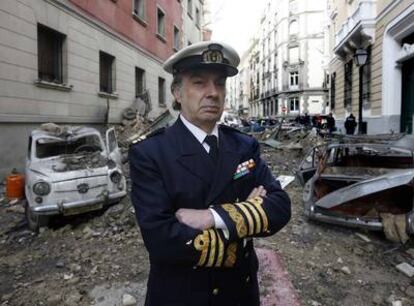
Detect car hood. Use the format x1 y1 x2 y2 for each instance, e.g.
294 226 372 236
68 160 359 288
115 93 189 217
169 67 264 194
28 156 109 182
316 168 414 209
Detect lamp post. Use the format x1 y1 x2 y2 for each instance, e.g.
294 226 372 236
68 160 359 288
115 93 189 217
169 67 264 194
354 48 368 134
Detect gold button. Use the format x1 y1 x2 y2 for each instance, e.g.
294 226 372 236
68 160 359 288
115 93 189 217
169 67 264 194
245 276 250 283
212 288 219 295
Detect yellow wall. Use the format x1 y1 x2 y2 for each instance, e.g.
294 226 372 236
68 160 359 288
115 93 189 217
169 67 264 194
329 0 414 119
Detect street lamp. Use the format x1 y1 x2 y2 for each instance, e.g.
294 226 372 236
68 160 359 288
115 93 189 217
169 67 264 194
354 48 368 134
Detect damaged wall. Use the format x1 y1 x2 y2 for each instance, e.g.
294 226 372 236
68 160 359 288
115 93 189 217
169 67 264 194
0 0 196 178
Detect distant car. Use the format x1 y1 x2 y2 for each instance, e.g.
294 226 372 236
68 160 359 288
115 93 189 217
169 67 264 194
25 126 127 231
295 139 414 237
223 115 241 128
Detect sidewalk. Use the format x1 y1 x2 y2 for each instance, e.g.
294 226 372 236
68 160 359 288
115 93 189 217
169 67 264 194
257 247 302 306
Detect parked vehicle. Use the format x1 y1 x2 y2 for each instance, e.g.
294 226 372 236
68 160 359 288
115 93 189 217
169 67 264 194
25 126 127 231
295 138 414 239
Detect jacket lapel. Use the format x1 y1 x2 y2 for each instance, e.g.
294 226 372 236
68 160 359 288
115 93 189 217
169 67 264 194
206 128 243 206
172 119 215 185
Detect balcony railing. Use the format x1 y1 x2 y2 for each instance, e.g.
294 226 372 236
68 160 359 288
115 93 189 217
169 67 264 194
335 0 377 50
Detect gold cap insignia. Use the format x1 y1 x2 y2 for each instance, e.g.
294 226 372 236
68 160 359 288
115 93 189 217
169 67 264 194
202 44 224 64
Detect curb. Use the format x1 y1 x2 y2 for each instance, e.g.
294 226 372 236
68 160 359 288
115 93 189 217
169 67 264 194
257 247 302 306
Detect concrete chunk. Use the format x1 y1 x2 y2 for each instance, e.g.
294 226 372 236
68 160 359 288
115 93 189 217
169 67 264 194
396 262 414 277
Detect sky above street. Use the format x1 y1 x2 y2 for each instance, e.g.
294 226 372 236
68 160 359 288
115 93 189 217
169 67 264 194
210 0 268 56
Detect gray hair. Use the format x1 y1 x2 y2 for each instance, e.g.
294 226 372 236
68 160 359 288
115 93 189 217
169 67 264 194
171 74 183 111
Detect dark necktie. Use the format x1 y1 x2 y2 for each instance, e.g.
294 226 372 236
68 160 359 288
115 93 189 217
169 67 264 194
204 135 218 164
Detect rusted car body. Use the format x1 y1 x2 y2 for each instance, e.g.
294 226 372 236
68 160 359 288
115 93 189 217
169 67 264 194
25 126 127 230
295 138 414 237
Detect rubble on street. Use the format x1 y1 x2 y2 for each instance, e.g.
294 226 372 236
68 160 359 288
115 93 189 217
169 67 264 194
0 125 414 305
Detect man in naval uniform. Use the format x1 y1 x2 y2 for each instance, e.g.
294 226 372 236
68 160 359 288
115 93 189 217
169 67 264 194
129 41 291 306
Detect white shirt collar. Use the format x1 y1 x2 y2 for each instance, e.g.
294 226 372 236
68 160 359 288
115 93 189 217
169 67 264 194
180 114 219 145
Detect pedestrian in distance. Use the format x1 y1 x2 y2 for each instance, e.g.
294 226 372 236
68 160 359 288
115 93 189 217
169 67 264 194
326 112 336 135
344 113 357 135
303 112 311 128
129 41 291 306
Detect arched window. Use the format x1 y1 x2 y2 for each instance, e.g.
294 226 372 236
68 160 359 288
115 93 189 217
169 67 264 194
289 20 298 35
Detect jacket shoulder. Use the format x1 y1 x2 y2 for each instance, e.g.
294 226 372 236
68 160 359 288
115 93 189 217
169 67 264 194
219 124 251 137
131 127 166 145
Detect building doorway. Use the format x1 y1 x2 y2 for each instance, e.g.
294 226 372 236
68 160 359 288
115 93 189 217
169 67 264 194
400 32 414 134
401 57 414 133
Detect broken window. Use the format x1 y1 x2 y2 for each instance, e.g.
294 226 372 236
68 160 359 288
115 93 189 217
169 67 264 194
99 51 116 94
36 135 103 159
135 67 145 97
37 24 66 83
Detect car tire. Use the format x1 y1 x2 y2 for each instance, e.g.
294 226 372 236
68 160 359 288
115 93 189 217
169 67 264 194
25 201 49 232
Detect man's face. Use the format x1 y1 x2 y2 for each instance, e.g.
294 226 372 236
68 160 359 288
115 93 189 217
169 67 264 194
174 69 227 132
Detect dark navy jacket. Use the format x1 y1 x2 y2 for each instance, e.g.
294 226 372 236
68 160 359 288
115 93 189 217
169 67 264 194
129 118 291 306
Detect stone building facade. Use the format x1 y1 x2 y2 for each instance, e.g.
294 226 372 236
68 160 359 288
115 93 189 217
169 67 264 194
328 0 414 134
0 0 206 177
248 0 330 118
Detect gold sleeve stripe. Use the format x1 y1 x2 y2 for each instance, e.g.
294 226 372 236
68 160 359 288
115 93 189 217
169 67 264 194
238 203 255 236
194 231 210 266
215 231 224 267
248 203 264 234
222 203 247 238
224 242 237 267
242 202 262 234
247 197 269 232
206 229 217 267
249 196 264 206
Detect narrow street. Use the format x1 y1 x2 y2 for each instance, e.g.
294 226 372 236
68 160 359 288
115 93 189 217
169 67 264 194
1 145 413 306
2 0 414 305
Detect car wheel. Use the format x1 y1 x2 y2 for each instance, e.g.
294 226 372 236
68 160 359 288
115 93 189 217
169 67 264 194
25 201 49 232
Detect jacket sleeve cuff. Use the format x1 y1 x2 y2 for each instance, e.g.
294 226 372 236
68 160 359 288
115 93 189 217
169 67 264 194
213 197 269 241
209 208 228 230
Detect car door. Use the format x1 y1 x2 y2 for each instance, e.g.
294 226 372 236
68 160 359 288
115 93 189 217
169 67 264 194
294 145 324 186
106 128 122 166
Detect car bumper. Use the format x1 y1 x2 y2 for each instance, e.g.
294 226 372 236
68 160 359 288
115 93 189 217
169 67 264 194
306 205 414 235
31 190 127 216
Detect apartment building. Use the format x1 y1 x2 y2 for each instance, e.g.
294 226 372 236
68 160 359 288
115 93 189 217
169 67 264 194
248 0 329 118
0 0 206 177
226 46 253 116
328 0 414 134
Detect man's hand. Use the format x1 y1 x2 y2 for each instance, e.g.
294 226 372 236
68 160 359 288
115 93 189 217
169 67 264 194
247 185 267 199
175 208 214 230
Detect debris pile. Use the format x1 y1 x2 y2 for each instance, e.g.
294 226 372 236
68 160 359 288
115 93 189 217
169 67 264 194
256 125 324 152
53 152 108 172
114 109 174 149
114 115 150 149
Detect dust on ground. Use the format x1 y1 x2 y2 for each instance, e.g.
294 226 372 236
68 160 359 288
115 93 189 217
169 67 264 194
1 130 414 306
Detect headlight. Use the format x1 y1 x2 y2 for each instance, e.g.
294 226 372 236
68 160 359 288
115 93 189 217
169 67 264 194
110 171 122 184
33 181 51 196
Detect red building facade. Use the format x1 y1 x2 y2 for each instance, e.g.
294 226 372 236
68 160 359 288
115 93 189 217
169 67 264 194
68 0 183 61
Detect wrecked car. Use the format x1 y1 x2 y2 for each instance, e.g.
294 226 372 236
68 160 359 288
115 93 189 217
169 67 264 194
25 126 127 231
295 140 414 241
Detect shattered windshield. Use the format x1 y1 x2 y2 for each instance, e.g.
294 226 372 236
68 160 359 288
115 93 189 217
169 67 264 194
36 135 103 159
